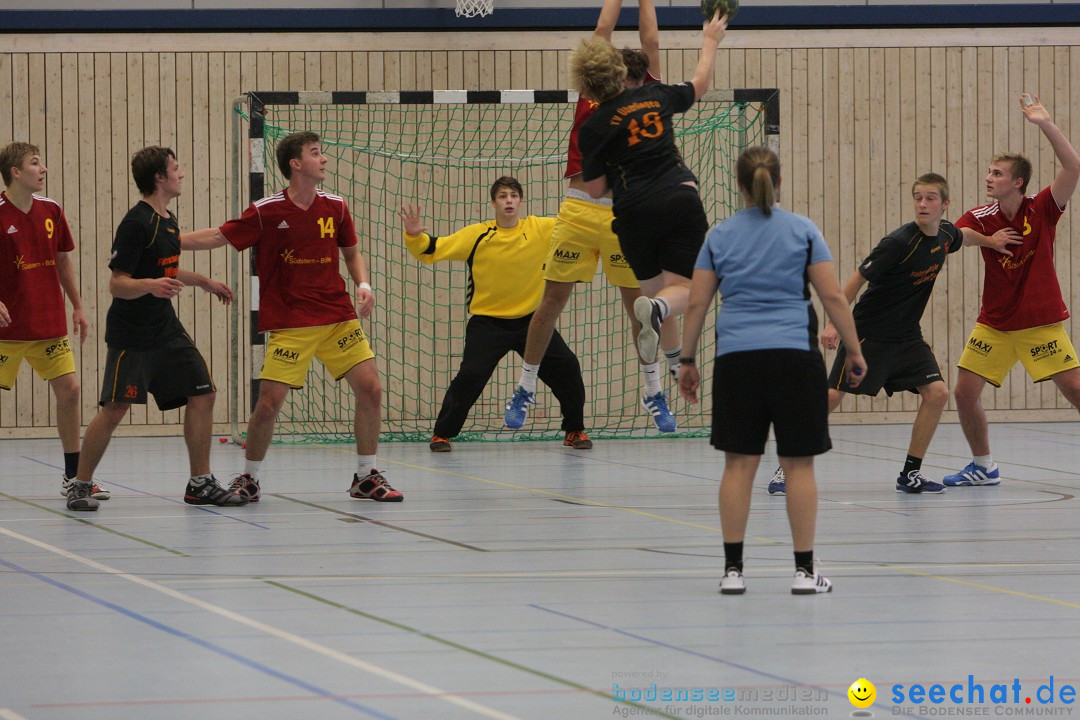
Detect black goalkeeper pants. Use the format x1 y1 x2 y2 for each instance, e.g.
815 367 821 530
433 313 586 438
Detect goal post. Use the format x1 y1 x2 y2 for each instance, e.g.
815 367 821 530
231 88 779 443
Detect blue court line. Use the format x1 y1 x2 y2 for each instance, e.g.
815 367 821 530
0 555 397 719
19 456 270 529
529 603 925 719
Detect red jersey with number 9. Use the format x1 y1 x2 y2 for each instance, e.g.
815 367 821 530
956 186 1069 331
220 188 358 332
0 192 74 341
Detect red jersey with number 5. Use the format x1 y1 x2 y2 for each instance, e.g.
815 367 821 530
220 188 358 332
956 186 1068 331
0 192 74 341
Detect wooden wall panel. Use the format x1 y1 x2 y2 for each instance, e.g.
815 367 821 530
2 28 1080 438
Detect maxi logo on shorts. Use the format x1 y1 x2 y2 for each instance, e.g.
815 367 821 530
272 347 300 365
552 248 582 263
1031 340 1060 361
967 337 993 357
337 326 366 351
44 338 70 357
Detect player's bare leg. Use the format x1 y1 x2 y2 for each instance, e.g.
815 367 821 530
910 381 949 459
183 392 216 477
50 372 81 454
244 379 290 462
953 368 990 456
344 359 381 456
1051 367 1080 409
523 280 575 365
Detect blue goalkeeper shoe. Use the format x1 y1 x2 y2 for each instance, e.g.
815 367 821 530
504 386 535 429
642 391 676 433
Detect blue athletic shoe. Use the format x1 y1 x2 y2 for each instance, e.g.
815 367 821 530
896 470 946 494
767 467 786 495
504 386 535 429
942 461 1001 486
642 391 676 433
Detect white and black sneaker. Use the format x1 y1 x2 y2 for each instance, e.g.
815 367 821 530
184 475 249 506
65 480 99 511
791 570 832 595
61 474 110 500
633 296 662 364
896 470 946 494
719 569 746 595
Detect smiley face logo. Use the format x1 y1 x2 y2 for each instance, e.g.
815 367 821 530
848 678 876 708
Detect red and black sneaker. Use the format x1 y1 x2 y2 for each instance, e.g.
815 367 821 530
228 473 262 502
563 430 593 450
349 470 404 502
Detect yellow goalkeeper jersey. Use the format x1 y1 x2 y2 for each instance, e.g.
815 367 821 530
404 215 556 319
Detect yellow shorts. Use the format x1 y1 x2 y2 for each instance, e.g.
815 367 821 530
958 322 1080 386
261 320 375 388
542 196 639 288
0 337 76 390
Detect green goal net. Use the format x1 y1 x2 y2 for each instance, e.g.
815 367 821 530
234 89 778 442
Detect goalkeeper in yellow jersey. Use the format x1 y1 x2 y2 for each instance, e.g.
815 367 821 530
400 176 591 452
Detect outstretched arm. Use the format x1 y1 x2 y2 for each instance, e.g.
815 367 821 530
1021 93 1080 207
176 269 234 304
638 0 661 80
181 227 229 251
690 12 728 101
594 0 623 40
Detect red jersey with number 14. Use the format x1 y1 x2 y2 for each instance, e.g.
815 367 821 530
220 188 358 332
0 192 75 341
955 186 1068 331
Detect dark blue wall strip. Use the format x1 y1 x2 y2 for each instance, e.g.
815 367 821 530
0 6 1077 32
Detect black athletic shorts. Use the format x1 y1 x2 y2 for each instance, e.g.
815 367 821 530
828 337 943 396
711 349 831 457
611 184 709 281
99 333 215 411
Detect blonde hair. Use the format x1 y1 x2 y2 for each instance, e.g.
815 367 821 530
0 142 39 186
736 147 781 216
569 37 627 103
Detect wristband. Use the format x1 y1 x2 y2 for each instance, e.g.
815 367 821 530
679 357 696 365
358 282 372 291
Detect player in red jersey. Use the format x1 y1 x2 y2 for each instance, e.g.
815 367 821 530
182 131 402 503
0 142 98 502
503 0 686 435
945 94 1080 487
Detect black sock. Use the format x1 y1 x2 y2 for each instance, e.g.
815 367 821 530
902 455 922 477
64 452 80 479
794 550 814 576
724 542 744 573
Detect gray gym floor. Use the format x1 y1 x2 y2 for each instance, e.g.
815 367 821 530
2 423 1079 720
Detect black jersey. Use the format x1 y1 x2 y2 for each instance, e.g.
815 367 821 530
105 201 186 349
579 82 698 213
852 220 963 341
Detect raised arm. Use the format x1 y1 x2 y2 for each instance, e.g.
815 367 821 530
594 0 623 40
176 269 233 304
638 0 661 80
690 12 728 102
1020 93 1080 208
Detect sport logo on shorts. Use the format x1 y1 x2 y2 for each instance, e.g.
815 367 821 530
337 327 366 351
44 338 71 357
1030 340 1060 361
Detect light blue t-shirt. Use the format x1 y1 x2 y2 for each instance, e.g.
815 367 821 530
695 206 833 357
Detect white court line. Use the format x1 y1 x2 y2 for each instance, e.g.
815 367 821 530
0 709 29 720
0 525 520 720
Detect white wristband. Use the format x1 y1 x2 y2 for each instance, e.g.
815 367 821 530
358 282 372 291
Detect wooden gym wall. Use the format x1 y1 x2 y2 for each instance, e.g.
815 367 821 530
0 27 1078 437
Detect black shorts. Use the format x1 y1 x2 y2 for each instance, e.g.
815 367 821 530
611 184 709 281
99 333 215 411
828 337 943 396
711 349 831 457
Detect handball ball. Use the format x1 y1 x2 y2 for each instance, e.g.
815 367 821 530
702 0 739 21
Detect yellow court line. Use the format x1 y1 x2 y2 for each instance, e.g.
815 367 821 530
893 566 1080 610
0 525 521 720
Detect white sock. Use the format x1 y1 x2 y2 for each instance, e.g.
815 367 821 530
642 362 662 396
244 459 262 478
358 455 377 475
974 454 995 469
190 473 213 485
663 345 682 372
518 362 539 394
